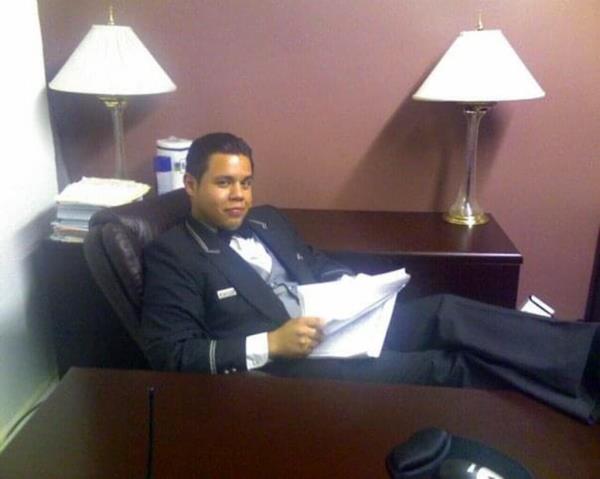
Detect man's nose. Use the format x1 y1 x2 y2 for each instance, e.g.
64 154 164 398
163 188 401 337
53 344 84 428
229 182 243 198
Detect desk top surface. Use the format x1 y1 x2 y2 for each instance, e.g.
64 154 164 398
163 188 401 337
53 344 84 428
1 368 598 478
45 209 522 262
282 209 522 262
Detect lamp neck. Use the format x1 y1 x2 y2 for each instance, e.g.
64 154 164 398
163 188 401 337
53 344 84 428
108 4 115 25
99 96 128 179
444 103 495 226
100 96 128 110
463 103 494 115
462 105 490 160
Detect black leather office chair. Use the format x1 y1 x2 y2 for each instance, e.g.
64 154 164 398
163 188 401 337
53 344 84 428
83 188 190 367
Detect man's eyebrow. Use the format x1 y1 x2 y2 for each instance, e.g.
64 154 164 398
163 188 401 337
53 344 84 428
213 174 254 180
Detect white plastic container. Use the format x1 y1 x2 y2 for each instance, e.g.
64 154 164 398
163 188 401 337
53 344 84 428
155 136 192 193
154 156 173 195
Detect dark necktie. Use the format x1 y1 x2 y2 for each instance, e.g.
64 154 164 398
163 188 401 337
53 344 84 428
218 223 254 242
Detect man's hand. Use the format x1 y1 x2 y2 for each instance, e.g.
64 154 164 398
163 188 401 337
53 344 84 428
267 316 324 358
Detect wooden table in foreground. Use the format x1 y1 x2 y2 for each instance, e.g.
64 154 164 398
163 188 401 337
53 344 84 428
283 209 522 308
0 368 598 478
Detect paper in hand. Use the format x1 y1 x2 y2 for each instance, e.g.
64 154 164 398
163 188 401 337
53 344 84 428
298 268 410 358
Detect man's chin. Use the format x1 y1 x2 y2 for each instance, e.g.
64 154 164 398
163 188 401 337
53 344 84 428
223 213 248 230
222 219 245 231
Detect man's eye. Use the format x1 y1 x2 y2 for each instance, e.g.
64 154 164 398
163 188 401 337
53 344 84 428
216 179 230 187
242 179 253 188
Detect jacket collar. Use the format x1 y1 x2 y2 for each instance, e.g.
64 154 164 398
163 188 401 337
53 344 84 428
184 216 221 254
184 213 289 323
184 209 315 283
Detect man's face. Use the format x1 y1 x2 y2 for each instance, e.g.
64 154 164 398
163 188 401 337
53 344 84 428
184 153 254 231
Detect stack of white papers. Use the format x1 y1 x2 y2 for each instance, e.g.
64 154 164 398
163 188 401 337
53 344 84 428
51 177 150 242
56 177 150 207
298 268 410 359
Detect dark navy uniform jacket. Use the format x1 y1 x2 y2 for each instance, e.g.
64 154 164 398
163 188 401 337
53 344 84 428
140 205 352 374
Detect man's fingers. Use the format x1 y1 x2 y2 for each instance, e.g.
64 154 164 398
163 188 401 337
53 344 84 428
310 328 324 343
301 316 324 330
301 336 317 353
298 324 324 343
277 317 325 356
301 328 324 353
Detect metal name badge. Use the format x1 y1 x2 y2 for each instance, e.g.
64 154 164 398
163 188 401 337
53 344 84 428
217 287 237 300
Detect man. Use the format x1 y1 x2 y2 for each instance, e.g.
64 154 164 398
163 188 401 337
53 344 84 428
141 132 599 422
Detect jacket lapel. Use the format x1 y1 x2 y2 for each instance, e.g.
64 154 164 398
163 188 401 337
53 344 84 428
185 218 289 324
247 217 316 284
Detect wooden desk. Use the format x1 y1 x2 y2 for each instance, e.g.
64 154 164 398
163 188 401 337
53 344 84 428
284 210 522 307
0 368 598 478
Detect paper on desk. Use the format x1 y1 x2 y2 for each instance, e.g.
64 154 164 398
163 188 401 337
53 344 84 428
298 268 410 358
56 177 150 207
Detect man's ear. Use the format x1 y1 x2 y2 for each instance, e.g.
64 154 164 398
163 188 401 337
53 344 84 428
183 173 197 196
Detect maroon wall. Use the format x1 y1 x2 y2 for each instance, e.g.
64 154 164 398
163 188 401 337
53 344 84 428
38 0 600 318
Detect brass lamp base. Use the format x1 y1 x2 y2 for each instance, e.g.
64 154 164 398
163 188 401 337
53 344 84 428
444 211 489 226
444 195 489 226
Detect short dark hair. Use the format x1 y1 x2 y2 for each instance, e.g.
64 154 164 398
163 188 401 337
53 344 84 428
185 132 253 180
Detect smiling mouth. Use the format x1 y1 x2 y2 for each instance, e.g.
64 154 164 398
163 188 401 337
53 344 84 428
225 208 245 217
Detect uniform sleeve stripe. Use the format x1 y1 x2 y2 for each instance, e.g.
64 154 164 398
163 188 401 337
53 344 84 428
209 340 217 374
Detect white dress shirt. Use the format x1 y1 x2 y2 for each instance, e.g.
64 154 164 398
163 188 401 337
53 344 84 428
228 235 273 370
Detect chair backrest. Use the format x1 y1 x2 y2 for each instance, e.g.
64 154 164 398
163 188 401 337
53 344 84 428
83 188 190 348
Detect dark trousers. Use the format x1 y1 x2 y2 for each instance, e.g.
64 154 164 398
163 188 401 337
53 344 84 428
262 295 600 423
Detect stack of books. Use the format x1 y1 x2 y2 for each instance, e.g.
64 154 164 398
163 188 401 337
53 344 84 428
52 177 150 243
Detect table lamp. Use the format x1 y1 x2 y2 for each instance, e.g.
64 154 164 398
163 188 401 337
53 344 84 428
49 7 176 179
413 23 545 226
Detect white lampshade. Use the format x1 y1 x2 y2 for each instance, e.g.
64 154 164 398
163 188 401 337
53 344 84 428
413 29 544 103
49 24 176 96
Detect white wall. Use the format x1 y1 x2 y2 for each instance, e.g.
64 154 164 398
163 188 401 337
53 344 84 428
0 1 58 446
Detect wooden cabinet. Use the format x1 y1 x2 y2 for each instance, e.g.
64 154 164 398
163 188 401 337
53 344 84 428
40 239 146 376
283 210 522 308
